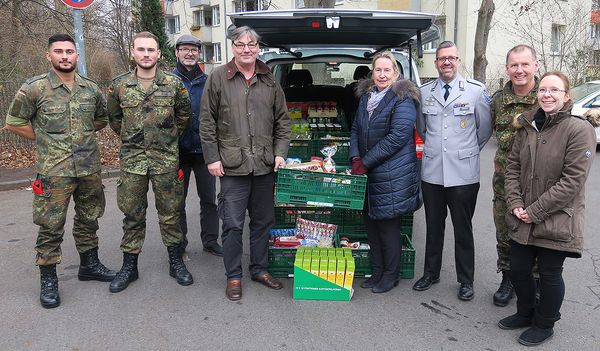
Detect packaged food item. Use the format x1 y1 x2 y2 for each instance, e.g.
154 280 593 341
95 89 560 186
285 158 302 165
320 145 338 173
285 161 322 171
295 217 336 248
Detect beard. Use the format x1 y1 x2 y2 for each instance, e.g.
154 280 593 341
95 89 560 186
53 61 77 73
136 60 158 70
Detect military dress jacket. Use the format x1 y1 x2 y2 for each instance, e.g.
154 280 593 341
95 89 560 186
200 59 291 176
107 69 191 175
416 74 493 187
6 70 107 177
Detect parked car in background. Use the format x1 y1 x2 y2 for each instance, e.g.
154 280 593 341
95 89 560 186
570 80 600 144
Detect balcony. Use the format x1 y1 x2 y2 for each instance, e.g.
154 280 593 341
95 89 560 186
197 27 212 42
190 0 210 7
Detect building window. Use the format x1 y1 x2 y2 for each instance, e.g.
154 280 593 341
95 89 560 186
193 11 202 27
213 5 220 26
214 43 222 62
166 16 180 34
592 23 600 38
594 0 600 10
234 0 264 12
551 24 564 53
203 43 222 63
591 50 600 65
424 17 446 51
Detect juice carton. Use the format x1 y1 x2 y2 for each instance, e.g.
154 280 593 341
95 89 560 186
319 257 328 280
344 259 355 290
310 256 320 276
336 258 346 286
327 257 337 283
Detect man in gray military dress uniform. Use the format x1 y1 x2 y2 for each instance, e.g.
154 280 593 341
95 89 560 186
413 41 492 301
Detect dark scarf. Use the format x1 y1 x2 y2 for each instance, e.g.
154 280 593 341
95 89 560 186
176 61 202 82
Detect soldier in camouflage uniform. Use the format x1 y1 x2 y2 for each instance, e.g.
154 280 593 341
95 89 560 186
4 34 116 309
491 44 539 306
106 31 193 293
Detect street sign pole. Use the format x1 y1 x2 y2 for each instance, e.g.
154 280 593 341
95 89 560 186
73 9 87 77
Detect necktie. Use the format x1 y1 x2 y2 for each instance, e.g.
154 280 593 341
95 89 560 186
443 84 451 101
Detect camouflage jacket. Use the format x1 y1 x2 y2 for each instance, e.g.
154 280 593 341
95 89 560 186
5 70 107 177
491 78 539 175
107 69 191 175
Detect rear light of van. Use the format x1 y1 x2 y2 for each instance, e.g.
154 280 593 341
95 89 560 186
414 129 424 160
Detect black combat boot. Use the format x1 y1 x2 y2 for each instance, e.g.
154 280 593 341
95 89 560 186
493 271 514 307
78 248 117 282
167 246 193 286
39 264 60 308
109 253 139 293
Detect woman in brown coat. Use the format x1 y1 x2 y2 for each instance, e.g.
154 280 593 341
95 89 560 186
500 71 598 346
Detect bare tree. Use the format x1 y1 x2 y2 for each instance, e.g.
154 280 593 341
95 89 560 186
473 0 495 84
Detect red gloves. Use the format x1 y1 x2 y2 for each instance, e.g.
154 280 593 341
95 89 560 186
351 157 368 175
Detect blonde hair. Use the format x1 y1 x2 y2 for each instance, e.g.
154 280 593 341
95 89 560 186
371 51 400 81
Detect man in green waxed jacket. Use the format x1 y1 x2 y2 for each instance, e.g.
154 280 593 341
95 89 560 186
200 26 291 301
4 34 116 309
490 44 539 307
107 31 193 293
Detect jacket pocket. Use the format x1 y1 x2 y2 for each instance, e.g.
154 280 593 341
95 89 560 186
505 212 521 231
41 104 68 133
532 207 574 242
458 146 480 180
219 138 243 168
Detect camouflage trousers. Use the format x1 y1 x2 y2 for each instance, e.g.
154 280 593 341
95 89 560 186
117 171 184 254
33 173 105 265
492 171 511 273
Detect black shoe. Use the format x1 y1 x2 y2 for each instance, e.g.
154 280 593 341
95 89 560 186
518 326 554 346
167 246 194 286
203 244 223 257
39 265 60 308
371 279 399 293
498 313 533 330
360 275 382 289
78 248 117 282
109 253 139 293
412 275 440 291
493 271 514 307
458 283 474 301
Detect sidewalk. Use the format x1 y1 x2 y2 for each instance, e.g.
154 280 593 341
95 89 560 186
0 166 120 191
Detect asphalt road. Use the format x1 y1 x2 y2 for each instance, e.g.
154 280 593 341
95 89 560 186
1 138 599 351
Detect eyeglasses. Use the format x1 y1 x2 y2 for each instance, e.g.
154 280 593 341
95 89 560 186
178 48 199 54
537 88 566 95
436 56 459 63
233 42 258 50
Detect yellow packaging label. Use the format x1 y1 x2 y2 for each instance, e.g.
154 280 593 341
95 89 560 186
336 258 346 286
302 256 311 271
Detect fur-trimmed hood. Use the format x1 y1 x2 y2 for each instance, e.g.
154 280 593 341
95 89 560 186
512 100 576 129
355 78 422 106
582 108 600 127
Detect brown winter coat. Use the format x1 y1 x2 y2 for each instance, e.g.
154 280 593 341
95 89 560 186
200 59 291 176
504 100 598 257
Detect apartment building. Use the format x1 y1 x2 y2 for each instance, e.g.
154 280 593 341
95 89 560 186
166 0 594 87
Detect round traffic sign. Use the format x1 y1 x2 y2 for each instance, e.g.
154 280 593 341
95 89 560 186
61 0 94 9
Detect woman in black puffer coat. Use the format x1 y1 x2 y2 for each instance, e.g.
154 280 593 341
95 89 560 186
349 51 422 293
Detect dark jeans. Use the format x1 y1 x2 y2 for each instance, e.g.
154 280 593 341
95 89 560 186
510 241 567 328
219 173 275 279
421 181 480 283
179 153 219 250
364 214 403 282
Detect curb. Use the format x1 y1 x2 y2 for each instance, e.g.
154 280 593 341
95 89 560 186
0 168 121 192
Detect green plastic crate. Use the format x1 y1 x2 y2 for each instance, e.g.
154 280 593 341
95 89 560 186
287 141 312 161
311 132 351 166
268 247 297 278
334 233 415 279
275 168 367 209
